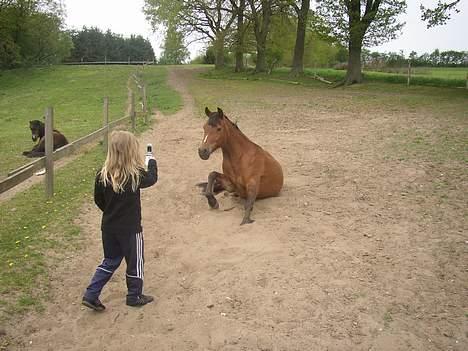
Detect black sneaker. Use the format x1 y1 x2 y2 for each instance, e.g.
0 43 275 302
82 297 106 312
126 294 154 307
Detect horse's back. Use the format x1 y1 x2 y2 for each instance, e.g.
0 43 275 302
53 130 68 148
257 150 283 199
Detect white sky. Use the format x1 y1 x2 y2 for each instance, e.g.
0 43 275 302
63 0 467 60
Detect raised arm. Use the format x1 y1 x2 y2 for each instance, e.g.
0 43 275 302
140 159 158 188
94 173 106 211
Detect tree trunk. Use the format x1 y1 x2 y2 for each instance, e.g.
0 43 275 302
345 36 363 85
253 1 272 73
235 0 245 72
214 34 225 69
255 42 267 73
290 0 310 76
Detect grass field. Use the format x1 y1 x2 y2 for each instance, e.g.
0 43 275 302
0 65 182 320
0 65 182 177
371 66 468 80
215 66 467 88
306 66 467 87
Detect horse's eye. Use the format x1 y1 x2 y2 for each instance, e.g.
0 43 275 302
217 127 221 131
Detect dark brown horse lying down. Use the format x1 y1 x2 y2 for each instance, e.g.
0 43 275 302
198 107 283 225
22 120 68 157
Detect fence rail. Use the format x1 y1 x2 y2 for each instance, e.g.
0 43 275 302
63 60 156 66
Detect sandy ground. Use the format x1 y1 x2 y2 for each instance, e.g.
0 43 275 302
3 67 467 351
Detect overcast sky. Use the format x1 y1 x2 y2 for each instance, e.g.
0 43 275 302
63 0 468 59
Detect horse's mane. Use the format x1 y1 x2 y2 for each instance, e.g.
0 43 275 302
208 112 240 131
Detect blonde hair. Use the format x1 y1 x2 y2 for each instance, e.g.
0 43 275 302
100 131 144 193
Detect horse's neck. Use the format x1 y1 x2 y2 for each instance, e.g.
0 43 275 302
221 123 255 159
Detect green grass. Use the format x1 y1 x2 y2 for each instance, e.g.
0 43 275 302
141 67 183 115
0 147 104 317
203 65 467 88
0 66 132 177
372 67 468 80
0 65 182 320
306 67 468 88
0 65 183 177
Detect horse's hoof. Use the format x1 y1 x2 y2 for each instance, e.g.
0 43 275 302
207 196 219 209
240 218 255 225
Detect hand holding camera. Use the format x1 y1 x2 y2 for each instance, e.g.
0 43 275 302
145 143 155 167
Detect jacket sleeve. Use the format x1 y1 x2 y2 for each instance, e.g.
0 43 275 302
94 172 106 211
140 159 158 189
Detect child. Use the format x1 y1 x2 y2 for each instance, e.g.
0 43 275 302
82 131 158 311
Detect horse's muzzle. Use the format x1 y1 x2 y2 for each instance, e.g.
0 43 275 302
198 147 211 160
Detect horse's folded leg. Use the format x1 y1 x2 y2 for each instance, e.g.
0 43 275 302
206 195 219 209
196 182 208 193
196 182 208 189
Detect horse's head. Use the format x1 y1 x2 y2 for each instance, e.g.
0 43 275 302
199 107 229 160
29 120 45 142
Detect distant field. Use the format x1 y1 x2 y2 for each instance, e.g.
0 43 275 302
370 67 468 80
0 65 181 177
300 67 467 87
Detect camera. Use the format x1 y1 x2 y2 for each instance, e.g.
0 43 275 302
145 143 153 167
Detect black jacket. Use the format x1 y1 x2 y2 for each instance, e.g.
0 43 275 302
94 159 158 234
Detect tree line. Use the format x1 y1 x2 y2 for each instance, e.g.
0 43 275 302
144 0 463 85
0 0 72 69
0 1 156 68
66 27 155 63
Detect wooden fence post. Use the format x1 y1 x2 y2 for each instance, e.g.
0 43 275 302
142 84 148 123
103 97 109 152
129 90 136 131
407 60 411 87
45 107 54 198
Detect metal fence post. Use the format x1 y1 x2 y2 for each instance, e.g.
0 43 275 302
45 107 54 198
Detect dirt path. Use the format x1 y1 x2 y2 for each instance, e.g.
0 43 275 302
5 67 467 351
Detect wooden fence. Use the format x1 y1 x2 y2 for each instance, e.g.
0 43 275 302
0 74 148 197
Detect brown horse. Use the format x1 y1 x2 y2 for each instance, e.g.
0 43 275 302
198 107 283 225
22 120 69 158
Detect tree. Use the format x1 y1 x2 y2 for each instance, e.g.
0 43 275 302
290 0 310 76
0 0 71 68
159 24 189 64
145 0 237 69
316 0 406 85
247 0 278 73
232 0 247 72
67 27 155 62
420 0 461 28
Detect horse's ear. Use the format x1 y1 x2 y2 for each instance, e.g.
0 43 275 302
217 107 224 118
205 107 211 117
